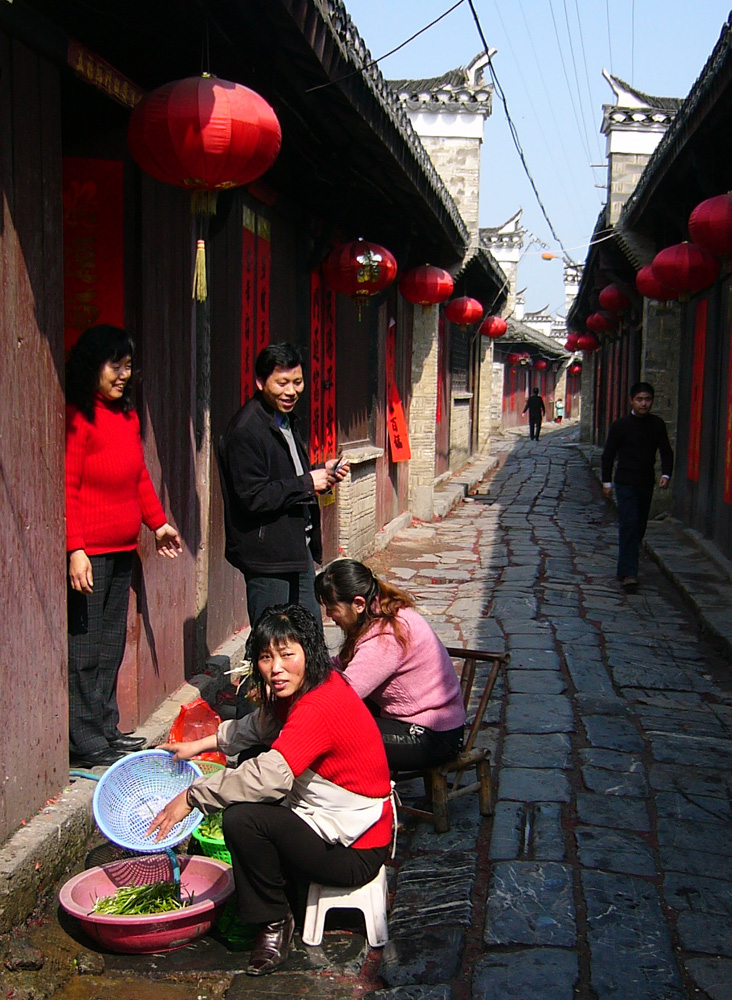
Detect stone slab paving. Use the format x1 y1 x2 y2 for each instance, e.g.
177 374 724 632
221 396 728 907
366 432 732 999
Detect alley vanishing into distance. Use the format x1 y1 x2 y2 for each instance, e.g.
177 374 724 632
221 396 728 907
5 426 732 1000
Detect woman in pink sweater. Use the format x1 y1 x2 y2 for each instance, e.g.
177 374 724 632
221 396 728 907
65 326 181 769
315 559 465 770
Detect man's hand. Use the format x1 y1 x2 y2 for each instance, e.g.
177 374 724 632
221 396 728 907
155 523 183 558
602 485 613 499
659 475 670 490
310 468 333 492
145 790 192 843
69 550 94 593
326 457 350 482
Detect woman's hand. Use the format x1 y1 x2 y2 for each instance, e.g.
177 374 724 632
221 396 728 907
155 523 183 558
156 736 218 760
68 550 94 593
145 790 192 843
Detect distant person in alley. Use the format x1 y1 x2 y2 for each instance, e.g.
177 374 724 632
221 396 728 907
601 382 673 590
523 387 546 440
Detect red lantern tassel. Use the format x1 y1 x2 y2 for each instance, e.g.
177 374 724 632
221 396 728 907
193 238 208 302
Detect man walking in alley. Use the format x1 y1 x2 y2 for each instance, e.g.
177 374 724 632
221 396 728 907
218 343 348 632
523 386 546 440
601 381 673 589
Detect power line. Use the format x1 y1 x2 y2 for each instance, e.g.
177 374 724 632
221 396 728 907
560 0 597 168
304 0 466 93
466 0 578 264
606 0 614 73
572 0 605 164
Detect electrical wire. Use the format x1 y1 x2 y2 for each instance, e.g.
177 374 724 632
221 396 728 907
572 0 605 164
561 0 597 170
304 0 467 93
631 0 636 84
606 0 614 74
466 0 578 265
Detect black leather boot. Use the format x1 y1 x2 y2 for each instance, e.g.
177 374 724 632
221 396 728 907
246 911 295 976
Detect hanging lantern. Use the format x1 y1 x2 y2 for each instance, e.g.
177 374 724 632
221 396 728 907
322 238 397 319
399 265 454 307
577 333 600 351
636 265 677 302
568 363 582 375
479 315 508 339
598 283 631 312
128 74 282 301
505 352 523 365
688 193 732 257
585 312 615 334
444 296 483 327
565 331 580 349
651 241 719 297
534 359 548 371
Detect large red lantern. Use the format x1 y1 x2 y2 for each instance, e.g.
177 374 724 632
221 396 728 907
479 315 508 339
651 242 719 297
444 296 483 327
636 265 677 302
322 239 397 318
128 74 282 300
585 312 615 334
565 332 580 350
688 194 732 257
576 333 600 351
598 284 631 312
505 352 523 365
399 265 454 306
534 358 548 371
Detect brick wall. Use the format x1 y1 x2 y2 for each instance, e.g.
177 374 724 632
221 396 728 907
477 339 493 451
449 394 472 469
419 135 481 242
408 308 439 520
336 447 383 559
642 300 682 516
608 152 650 225
491 362 503 432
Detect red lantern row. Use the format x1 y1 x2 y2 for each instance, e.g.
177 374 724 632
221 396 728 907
577 333 600 352
585 312 615 334
322 239 397 316
651 241 719 298
598 283 631 313
533 358 548 371
636 265 677 303
689 193 732 257
568 363 582 375
445 297 484 327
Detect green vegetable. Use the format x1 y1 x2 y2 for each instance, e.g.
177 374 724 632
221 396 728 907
198 811 225 842
91 880 192 915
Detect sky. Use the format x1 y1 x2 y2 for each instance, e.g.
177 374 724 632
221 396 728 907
343 0 731 317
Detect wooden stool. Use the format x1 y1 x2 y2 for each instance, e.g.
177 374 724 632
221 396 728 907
301 865 389 947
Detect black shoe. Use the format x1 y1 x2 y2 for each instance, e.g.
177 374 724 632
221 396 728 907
69 747 128 769
246 911 295 976
109 735 147 750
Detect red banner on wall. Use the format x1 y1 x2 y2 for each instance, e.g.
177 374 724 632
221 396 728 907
724 320 732 505
240 208 257 404
386 318 411 462
687 300 707 483
322 287 337 461
256 218 271 356
63 158 124 353
310 271 323 465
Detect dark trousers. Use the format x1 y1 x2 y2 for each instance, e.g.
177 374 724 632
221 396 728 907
377 718 464 771
222 802 389 923
244 554 321 629
529 416 542 440
67 551 134 754
615 482 654 578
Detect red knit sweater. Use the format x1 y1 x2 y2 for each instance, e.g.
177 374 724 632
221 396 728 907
273 672 393 849
65 397 167 555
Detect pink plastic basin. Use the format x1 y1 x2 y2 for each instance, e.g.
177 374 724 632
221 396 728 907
59 854 234 953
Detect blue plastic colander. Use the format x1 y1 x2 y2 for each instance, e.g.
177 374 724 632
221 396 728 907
92 750 204 852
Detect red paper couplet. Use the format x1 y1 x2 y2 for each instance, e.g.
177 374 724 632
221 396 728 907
687 300 707 483
386 319 411 462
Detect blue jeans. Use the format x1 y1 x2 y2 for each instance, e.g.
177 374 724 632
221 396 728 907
243 555 321 630
614 483 654 578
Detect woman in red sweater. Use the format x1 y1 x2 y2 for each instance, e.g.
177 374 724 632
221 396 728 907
148 605 393 977
66 326 181 769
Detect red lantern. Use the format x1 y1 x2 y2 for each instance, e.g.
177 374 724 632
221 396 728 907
444 296 483 327
636 265 677 302
688 193 732 257
577 333 600 351
480 315 508 338
399 265 454 306
569 363 582 375
128 74 282 301
322 239 397 318
128 75 281 191
534 359 548 371
585 312 615 334
505 352 523 365
651 242 719 296
598 284 631 312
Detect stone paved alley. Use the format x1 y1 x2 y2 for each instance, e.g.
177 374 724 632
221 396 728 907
4 426 732 1000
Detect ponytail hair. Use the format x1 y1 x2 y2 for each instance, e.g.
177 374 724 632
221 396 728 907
314 558 414 666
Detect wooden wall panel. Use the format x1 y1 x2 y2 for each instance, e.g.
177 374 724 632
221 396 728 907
0 36 66 843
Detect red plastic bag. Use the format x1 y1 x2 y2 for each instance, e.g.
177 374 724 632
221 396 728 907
167 697 226 765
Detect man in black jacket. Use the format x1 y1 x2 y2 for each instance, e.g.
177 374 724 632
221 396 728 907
218 343 347 629
523 387 546 440
601 382 673 589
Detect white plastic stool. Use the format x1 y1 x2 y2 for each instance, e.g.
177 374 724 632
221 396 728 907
301 865 389 947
